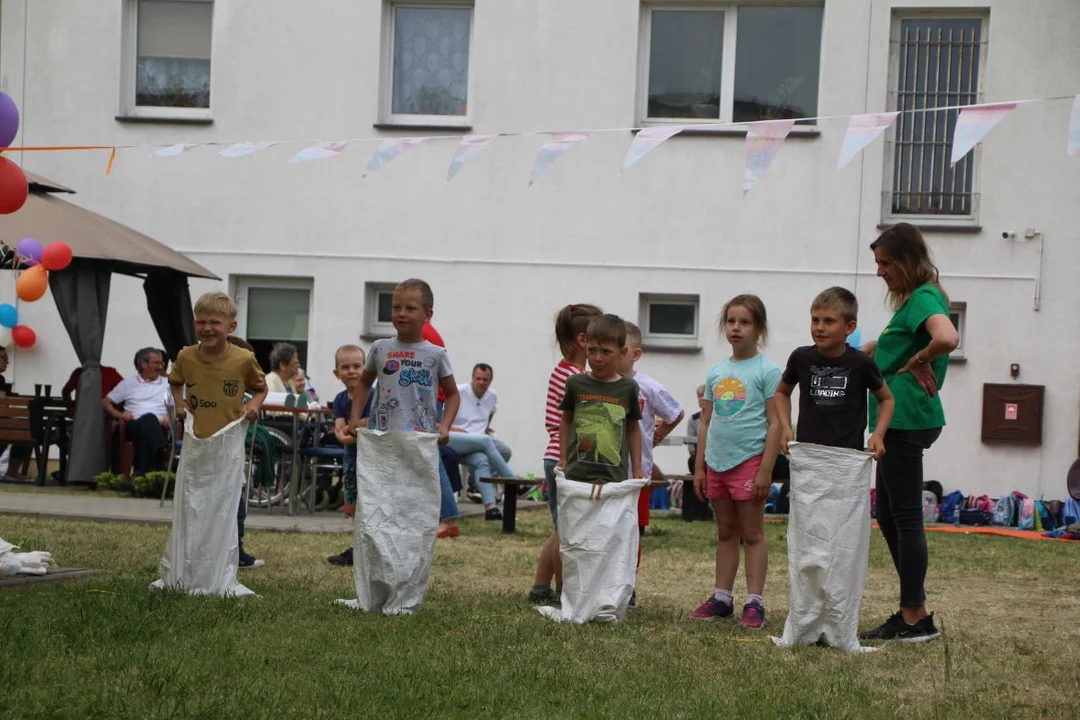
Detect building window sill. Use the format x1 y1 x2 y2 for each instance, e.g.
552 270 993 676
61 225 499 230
878 222 982 234
373 122 472 132
634 125 820 139
116 114 214 126
640 344 702 354
949 356 967 364
359 332 395 342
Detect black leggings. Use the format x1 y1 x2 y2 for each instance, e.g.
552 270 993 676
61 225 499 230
875 427 942 608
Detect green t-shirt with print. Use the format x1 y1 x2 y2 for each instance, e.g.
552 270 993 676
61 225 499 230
559 374 643 484
869 284 950 432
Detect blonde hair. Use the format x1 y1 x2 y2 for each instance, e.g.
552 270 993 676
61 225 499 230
624 321 643 348
395 278 434 311
811 287 859 323
871 223 949 310
194 291 237 319
335 344 365 366
719 294 769 346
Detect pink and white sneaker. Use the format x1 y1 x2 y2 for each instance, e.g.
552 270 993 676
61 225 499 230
690 596 735 621
739 600 766 629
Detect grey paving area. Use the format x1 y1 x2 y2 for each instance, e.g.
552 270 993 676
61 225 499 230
0 489 541 533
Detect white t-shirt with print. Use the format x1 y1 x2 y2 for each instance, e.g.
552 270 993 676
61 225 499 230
364 338 453 433
633 372 684 478
454 383 498 435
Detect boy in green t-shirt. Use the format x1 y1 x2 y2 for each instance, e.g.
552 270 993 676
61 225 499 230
558 314 645 483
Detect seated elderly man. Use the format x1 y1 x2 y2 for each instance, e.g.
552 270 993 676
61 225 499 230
103 347 171 475
448 363 515 521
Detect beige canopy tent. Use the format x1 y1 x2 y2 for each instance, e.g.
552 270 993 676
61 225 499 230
0 171 218 483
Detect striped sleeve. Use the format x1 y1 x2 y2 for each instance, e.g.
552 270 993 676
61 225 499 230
543 361 580 462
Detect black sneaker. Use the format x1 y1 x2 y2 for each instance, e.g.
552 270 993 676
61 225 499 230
485 507 503 521
327 547 353 566
860 612 941 643
528 587 558 604
467 491 483 504
238 548 264 569
628 591 637 608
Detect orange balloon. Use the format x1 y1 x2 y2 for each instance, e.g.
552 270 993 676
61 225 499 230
0 156 28 215
16 264 48 302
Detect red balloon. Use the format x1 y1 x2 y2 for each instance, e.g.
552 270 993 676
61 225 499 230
0 156 27 215
12 325 35 349
42 242 73 272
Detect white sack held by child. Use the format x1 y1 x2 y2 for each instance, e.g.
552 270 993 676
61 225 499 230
538 471 648 624
337 428 440 615
0 537 53 577
151 416 253 598
772 442 876 653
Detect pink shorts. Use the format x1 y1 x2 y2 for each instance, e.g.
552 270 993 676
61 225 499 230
706 454 763 501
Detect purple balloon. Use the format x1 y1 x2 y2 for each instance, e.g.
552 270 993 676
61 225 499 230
0 92 18 148
16 237 43 266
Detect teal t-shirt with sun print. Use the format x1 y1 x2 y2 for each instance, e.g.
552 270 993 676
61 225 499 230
704 354 781 473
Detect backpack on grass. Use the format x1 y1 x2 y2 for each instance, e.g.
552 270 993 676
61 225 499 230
1018 497 1036 530
1063 497 1080 527
992 494 1017 526
1035 498 1058 532
940 491 965 524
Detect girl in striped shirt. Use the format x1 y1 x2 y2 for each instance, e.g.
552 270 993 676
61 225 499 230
529 303 602 604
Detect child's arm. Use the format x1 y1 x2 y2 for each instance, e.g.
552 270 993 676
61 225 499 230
558 408 574 470
348 371 377 430
437 375 459 445
752 398 782 502
334 418 357 445
628 421 645 479
652 410 684 447
693 402 712 501
170 384 186 421
774 380 796 455
244 387 267 422
868 384 895 460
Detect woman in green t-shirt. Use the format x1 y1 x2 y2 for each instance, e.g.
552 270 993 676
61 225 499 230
859 223 959 644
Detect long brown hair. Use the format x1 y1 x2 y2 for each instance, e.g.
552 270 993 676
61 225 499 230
719 294 769 346
871 223 949 310
555 304 602 357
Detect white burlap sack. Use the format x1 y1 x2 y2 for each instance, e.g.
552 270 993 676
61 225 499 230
772 442 876 652
538 471 647 624
337 429 440 615
152 417 252 597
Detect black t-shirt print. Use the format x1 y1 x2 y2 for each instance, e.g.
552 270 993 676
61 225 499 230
781 345 884 451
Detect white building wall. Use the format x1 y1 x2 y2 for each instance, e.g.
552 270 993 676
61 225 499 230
1 0 1077 495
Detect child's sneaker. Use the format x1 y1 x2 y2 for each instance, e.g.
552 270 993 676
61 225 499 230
528 586 559 604
690 596 735 621
860 612 940 643
238 548 264 569
739 601 765 629
327 547 353 566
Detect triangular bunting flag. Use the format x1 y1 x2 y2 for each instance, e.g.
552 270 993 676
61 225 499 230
153 143 199 157
743 119 795 195
219 141 277 158
837 112 899 169
529 132 589 187
363 138 428 178
447 134 498 182
950 103 1016 166
620 125 684 173
288 141 349 164
1068 95 1080 157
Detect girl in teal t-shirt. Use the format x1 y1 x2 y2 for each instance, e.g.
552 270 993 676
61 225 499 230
690 295 781 630
860 223 959 645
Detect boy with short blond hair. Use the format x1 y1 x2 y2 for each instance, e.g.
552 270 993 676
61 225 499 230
327 344 374 567
154 291 268 596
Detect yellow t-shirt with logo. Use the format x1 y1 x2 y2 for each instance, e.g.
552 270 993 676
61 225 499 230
169 344 267 439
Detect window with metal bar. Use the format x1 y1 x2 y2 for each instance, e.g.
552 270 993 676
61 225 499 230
887 17 987 220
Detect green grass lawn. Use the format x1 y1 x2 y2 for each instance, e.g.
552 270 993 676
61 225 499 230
0 512 1076 719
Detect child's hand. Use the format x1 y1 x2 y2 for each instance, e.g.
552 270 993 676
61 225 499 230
242 403 261 422
693 469 708 502
779 427 794 455
437 427 450 445
174 406 187 422
867 432 886 460
752 470 771 503
342 504 356 519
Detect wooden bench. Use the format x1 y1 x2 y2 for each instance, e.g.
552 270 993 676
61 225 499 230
480 476 677 534
0 395 71 485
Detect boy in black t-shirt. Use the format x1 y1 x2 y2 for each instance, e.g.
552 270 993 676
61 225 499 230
776 287 894 458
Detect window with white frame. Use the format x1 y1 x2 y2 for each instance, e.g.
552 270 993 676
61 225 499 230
640 3 823 125
949 301 966 359
233 277 313 372
884 14 988 224
382 2 474 124
364 283 398 337
121 0 214 118
639 293 700 349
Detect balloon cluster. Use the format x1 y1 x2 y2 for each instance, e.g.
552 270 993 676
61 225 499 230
0 91 72 351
